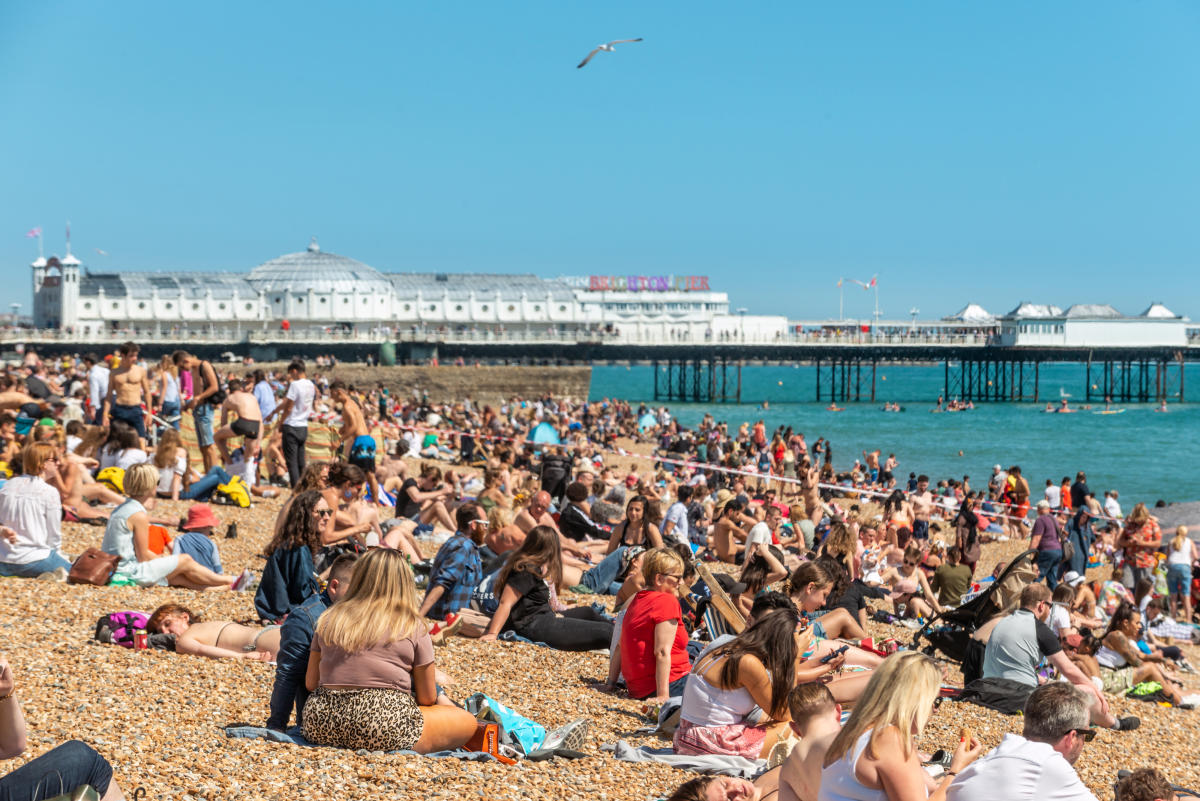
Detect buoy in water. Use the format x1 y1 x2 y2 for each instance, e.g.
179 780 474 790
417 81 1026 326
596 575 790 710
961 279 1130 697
777 381 783 386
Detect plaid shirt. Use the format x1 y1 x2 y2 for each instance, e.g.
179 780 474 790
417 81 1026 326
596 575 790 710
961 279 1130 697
424 532 483 620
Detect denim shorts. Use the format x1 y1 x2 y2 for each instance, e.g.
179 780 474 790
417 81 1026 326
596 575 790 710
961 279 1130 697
1167 563 1191 596
193 402 214 447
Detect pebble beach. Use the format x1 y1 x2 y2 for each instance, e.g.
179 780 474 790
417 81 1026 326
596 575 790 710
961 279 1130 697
5 438 1199 801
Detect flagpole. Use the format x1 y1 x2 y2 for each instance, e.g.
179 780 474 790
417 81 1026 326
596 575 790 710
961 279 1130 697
838 279 844 321
37 231 43 260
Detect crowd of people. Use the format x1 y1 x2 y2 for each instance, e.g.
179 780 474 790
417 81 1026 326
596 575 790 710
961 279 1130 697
0 344 1196 800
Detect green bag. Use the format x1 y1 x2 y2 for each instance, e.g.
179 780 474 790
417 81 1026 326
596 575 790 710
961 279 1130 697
42 786 100 801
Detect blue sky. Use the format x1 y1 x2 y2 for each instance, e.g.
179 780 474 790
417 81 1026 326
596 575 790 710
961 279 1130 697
2 1 1198 321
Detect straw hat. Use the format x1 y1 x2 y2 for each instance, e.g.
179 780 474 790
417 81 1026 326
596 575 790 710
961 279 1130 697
713 489 736 512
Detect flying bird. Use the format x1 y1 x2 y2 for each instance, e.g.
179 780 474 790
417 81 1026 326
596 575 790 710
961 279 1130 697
577 38 643 69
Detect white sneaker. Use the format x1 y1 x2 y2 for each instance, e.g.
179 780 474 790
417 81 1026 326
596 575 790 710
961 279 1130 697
1180 693 1200 709
232 568 254 592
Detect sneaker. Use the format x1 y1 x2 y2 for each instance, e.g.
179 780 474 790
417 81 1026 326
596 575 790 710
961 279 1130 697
37 567 68 582
1180 693 1200 709
232 568 254 592
1113 716 1141 731
540 718 590 752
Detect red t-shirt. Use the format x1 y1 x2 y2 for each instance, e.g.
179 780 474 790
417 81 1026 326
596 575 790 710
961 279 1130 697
620 589 690 699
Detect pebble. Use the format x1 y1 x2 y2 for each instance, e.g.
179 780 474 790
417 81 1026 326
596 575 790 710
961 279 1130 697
1 445 1196 799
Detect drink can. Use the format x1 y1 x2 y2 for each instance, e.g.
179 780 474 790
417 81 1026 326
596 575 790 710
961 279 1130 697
133 631 148 650
896 603 907 619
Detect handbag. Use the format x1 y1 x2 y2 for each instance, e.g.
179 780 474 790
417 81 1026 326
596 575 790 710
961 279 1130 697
68 548 121 586
1058 522 1076 565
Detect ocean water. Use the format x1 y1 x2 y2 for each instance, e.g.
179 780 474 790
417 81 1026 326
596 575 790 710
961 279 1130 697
589 364 1199 506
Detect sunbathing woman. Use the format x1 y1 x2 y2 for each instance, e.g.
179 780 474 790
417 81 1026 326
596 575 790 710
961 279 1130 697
605 495 664 556
147 604 277 661
480 525 614 651
302 549 477 753
786 561 880 667
320 462 383 549
100 464 240 590
879 544 943 621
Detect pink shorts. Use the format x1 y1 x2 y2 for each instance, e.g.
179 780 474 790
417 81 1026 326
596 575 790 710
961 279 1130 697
673 718 768 759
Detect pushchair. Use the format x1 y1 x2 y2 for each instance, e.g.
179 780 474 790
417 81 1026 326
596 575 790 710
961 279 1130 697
910 549 1039 663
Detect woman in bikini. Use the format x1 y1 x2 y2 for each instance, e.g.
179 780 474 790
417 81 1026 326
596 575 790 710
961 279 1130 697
147 604 277 661
476 468 512 512
880 544 943 620
605 495 664 555
785 561 877 657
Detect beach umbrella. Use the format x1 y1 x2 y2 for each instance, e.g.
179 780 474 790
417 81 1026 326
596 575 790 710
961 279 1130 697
638 412 658 430
529 421 561 444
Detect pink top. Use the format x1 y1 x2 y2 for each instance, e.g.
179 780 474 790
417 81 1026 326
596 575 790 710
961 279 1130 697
313 629 434 694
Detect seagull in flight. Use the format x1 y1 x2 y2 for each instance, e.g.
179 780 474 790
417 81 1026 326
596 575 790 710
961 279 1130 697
577 38 643 69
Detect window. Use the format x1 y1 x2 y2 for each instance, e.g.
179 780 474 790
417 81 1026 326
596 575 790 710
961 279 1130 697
481 304 489 312
245 303 253 311
427 304 436 311
192 303 200 311
559 305 567 312
218 303 226 310
343 298 349 304
403 304 411 311
455 305 463 312
84 302 92 310
297 297 304 303
137 302 146 310
274 297 282 304
320 297 327 303
507 305 515 312
165 302 172 310
533 305 541 312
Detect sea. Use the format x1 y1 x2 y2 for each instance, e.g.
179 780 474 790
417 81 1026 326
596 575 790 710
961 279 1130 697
590 363 1199 506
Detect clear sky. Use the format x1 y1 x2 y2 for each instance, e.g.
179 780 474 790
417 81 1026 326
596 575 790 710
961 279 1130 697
2 1 1198 321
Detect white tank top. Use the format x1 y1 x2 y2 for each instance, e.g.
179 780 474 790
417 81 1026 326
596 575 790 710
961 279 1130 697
679 655 757 726
819 730 908 801
1167 540 1194 566
1096 644 1127 669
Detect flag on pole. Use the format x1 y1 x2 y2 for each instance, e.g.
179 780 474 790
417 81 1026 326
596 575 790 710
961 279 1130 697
836 278 843 287
95 248 108 257
24 227 41 238
868 276 877 288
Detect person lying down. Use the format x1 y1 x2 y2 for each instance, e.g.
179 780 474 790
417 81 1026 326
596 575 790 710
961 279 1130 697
148 603 279 661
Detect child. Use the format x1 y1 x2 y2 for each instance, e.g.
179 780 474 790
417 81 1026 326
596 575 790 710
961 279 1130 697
778 684 842 801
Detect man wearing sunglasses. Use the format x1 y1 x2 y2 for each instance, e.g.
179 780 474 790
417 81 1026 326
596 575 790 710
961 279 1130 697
948 682 1098 800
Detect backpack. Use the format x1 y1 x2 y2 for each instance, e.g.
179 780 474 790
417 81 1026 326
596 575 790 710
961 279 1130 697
94 611 150 648
212 476 251 508
96 466 125 494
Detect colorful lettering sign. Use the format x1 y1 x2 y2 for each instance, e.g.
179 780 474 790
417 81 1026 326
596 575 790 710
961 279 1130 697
587 275 710 292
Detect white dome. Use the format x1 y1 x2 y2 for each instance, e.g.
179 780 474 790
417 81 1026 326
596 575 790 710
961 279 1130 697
247 238 392 295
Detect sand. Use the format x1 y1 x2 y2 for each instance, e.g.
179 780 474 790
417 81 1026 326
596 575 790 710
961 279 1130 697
4 437 1198 799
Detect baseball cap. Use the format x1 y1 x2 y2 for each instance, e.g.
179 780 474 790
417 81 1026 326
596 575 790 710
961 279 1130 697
714 573 749 596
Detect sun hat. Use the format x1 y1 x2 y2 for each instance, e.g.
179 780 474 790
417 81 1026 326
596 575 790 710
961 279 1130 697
625 474 639 488
1062 570 1086 588
713 489 735 512
183 503 220 531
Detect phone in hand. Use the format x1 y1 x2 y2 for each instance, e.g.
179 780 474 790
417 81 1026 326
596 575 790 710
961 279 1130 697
820 645 849 664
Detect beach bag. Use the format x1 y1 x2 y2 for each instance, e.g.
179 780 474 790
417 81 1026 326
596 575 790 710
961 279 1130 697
1057 521 1075 565
464 692 546 755
67 548 121 586
93 611 150 648
212 476 251 508
1125 681 1171 704
96 466 125 494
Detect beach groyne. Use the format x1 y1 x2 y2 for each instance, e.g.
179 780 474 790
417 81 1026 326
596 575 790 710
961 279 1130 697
252 363 591 405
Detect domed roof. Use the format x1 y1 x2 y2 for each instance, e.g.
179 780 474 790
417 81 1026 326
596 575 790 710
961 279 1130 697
247 238 392 294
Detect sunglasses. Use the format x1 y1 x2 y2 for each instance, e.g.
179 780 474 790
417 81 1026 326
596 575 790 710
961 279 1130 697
1063 728 1096 742
314 509 334 518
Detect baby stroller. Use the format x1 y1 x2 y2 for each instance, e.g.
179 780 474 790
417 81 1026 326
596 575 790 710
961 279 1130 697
910 549 1039 664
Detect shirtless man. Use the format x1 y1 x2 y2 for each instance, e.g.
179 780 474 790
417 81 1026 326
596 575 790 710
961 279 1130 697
801 461 823 526
862 449 881 483
515 490 603 563
214 377 263 464
712 497 750 564
147 604 277 661
103 341 152 444
910 474 934 541
174 350 222 471
778 684 842 801
329 381 382 505
0 376 34 413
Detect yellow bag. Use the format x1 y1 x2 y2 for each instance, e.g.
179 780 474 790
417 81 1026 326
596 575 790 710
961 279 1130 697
96 467 125 494
0 462 11 479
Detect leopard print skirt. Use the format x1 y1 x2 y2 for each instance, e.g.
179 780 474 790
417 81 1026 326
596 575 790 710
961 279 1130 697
301 687 424 751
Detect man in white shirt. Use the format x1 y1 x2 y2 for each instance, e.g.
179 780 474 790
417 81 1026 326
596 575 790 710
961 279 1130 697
264 360 315 488
661 484 692 545
745 503 781 551
85 353 109 425
949 682 1098 801
1104 490 1122 520
1044 479 1062 510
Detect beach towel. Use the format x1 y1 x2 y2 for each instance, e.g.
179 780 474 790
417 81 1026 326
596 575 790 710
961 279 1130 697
602 740 764 778
223 725 501 761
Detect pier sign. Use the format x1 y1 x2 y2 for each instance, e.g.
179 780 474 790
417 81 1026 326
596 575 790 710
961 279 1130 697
587 275 710 292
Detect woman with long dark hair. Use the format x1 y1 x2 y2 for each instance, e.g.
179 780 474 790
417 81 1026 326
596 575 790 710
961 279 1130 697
673 609 798 759
480 525 613 650
255 490 324 622
952 491 981 576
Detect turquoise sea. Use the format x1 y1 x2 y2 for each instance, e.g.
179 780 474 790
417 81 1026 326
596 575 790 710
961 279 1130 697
590 364 1199 506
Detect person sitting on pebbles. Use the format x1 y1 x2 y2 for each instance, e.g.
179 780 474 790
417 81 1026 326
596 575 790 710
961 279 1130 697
147 603 278 661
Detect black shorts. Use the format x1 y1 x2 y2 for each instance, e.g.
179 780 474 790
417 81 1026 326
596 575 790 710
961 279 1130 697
350 454 376 474
232 418 261 439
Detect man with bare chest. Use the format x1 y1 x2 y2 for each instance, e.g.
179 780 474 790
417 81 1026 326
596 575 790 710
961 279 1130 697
215 377 263 463
330 381 381 505
103 341 152 443
911 474 934 541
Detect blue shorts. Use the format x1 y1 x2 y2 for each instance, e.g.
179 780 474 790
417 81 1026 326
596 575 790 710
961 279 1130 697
912 519 930 540
1167 563 1191 596
193 402 215 447
110 403 147 439
349 434 377 473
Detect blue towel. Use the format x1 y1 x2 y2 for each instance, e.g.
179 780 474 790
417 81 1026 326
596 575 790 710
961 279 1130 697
223 726 500 761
